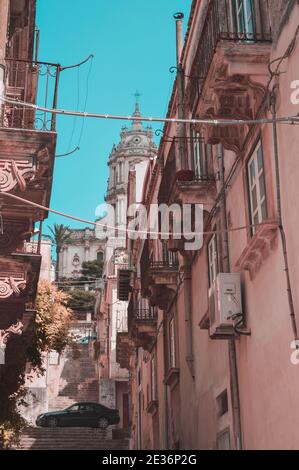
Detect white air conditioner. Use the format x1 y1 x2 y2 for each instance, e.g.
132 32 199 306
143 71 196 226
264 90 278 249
209 273 242 339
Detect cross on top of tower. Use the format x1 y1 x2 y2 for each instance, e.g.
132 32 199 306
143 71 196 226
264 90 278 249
133 91 141 116
134 90 141 102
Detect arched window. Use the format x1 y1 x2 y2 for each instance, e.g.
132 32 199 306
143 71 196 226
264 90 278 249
97 251 104 263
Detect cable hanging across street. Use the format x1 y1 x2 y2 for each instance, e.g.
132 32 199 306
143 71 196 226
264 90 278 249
1 191 278 239
0 95 299 127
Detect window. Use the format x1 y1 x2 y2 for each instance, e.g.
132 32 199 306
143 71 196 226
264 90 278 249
191 128 202 177
247 140 267 234
118 162 124 183
48 351 60 365
116 199 126 226
169 318 176 369
112 166 116 186
97 251 104 263
231 0 254 39
190 128 210 178
151 355 157 401
216 389 228 417
208 234 218 286
216 428 231 450
67 404 80 412
79 404 93 412
162 242 177 266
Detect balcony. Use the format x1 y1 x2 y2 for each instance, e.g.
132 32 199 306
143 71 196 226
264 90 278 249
188 0 272 152
128 300 157 351
158 138 216 209
148 257 178 311
116 332 135 370
1 58 60 132
0 58 58 223
134 308 157 324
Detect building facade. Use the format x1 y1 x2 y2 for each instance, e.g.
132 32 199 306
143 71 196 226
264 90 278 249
58 227 105 282
115 0 299 450
95 101 157 430
0 0 58 403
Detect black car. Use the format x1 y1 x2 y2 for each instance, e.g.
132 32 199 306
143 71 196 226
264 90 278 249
36 402 120 429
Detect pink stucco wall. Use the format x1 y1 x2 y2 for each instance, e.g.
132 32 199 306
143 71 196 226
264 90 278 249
128 3 299 451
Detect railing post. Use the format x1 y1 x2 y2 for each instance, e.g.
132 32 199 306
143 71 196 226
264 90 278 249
37 220 43 255
51 65 60 131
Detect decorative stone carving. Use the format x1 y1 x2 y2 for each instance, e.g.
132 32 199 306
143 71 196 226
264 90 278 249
0 321 24 347
0 321 24 364
0 274 27 300
149 285 177 311
200 74 267 154
0 158 35 192
72 254 80 266
0 220 33 255
36 146 50 163
235 222 278 279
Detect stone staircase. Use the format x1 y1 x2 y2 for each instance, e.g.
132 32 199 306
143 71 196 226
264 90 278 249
16 427 129 450
48 344 99 411
15 344 130 450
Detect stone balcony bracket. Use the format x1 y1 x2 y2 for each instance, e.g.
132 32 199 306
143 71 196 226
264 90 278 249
235 221 279 280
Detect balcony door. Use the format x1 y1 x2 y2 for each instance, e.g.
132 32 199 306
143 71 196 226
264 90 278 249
190 128 210 178
231 0 254 40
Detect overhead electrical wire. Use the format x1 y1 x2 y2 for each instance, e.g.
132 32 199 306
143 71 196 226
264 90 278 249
1 191 278 238
0 95 299 127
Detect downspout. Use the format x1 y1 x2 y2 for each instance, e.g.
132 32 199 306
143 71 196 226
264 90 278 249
174 12 195 378
174 13 187 172
107 303 111 378
217 144 243 450
163 319 169 449
183 260 195 378
270 90 298 342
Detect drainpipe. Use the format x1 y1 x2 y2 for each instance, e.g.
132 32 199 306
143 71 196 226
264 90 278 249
217 145 243 450
270 91 298 342
163 319 169 449
183 260 195 378
0 1 9 61
174 12 187 171
174 12 195 378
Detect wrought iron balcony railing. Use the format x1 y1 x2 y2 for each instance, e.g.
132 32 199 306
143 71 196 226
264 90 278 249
14 241 41 256
0 58 60 132
134 308 157 322
189 0 272 108
150 256 178 270
157 135 216 204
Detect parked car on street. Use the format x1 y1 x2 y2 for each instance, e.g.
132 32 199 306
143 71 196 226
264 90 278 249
36 402 120 429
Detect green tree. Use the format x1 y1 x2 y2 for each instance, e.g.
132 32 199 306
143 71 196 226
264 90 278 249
80 260 103 281
67 289 95 312
48 224 71 280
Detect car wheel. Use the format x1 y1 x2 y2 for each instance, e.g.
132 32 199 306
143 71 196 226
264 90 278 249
97 417 109 429
47 416 58 428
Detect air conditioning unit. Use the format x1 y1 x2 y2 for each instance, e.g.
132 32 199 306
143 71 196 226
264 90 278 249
209 273 242 339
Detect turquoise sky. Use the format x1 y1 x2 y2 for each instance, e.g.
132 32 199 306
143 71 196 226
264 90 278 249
36 0 192 234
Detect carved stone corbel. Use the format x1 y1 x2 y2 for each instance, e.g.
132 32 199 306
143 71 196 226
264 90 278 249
0 321 24 364
0 158 36 193
0 275 27 300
